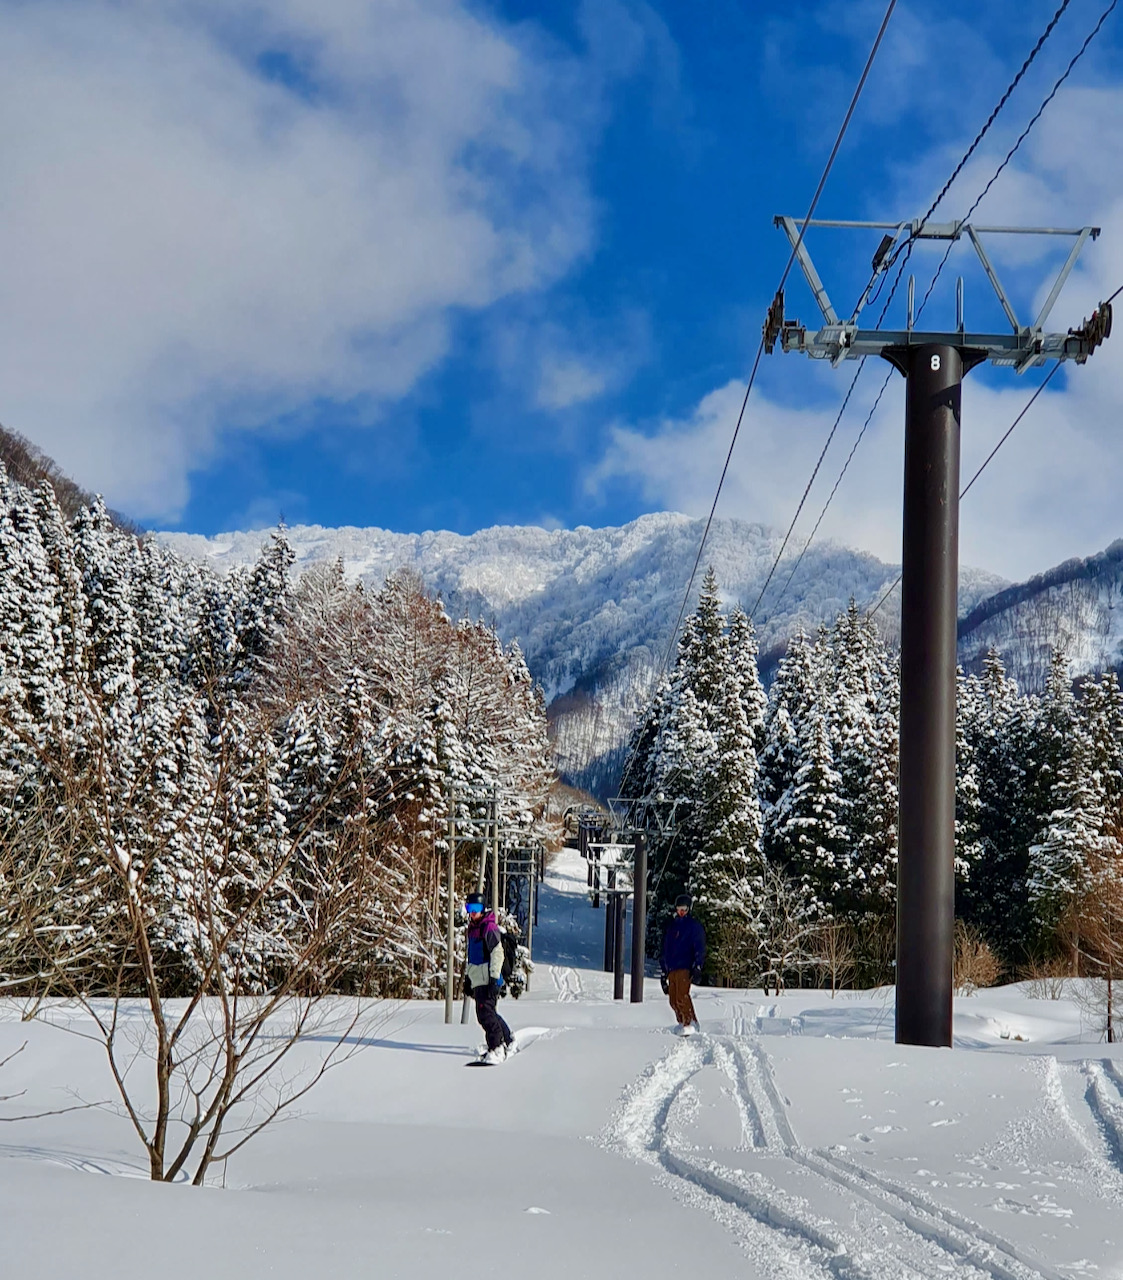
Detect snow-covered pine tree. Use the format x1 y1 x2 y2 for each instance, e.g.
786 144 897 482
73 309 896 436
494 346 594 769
856 644 900 916
1028 715 1107 955
490 637 553 848
676 567 727 709
212 698 295 990
127 688 221 992
760 629 816 866
236 527 296 684
132 539 196 693
955 666 985 893
33 480 90 737
1026 648 1078 828
827 602 896 918
771 696 846 915
957 648 1036 957
645 683 711 951
72 496 140 727
688 662 764 985
334 667 424 994
1082 672 1123 822
0 469 40 802
189 569 245 696
5 479 65 732
726 605 767 752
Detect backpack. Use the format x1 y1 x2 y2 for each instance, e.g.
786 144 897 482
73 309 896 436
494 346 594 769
500 930 518 983
484 927 518 984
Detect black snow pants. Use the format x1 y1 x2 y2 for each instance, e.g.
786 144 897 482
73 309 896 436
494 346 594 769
472 984 512 1051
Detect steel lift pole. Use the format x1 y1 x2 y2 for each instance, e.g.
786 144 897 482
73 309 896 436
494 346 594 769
768 215 1111 1047
883 342 979 1045
630 833 648 1003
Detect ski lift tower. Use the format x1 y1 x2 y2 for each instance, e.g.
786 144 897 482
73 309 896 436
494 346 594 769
767 216 1113 1047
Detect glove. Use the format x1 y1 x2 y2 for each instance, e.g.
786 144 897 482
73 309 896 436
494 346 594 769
691 968 702 986
659 973 669 994
495 974 505 989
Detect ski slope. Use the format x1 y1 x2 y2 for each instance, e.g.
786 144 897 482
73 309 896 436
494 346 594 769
1 847 1121 1278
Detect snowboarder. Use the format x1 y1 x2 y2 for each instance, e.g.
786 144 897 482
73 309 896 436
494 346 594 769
660 893 705 1035
465 892 514 1064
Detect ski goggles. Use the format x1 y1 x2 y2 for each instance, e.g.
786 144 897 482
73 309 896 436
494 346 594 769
465 902 484 915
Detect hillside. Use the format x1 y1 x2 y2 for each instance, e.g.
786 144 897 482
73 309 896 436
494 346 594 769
160 514 1007 793
0 423 139 533
958 539 1123 691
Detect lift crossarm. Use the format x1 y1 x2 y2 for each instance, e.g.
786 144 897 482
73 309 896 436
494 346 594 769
769 217 1105 371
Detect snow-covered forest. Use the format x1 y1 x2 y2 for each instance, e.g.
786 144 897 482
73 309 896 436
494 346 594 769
629 569 1123 1003
0 466 554 1003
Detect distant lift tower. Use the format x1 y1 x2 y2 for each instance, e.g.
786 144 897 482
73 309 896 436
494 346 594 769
767 217 1113 1048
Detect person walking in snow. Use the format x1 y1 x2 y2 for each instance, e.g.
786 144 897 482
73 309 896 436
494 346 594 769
465 892 514 1064
660 893 705 1035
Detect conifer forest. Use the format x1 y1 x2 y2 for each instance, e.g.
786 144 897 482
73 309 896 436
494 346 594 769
3 462 1121 1007
0 466 554 1005
629 568 1123 995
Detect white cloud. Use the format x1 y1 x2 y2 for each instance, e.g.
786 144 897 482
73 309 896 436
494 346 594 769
592 68 1123 585
0 0 600 519
589 356 1123 584
537 358 610 411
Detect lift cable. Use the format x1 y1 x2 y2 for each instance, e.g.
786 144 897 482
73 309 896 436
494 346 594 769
757 0 1116 625
613 0 899 809
916 0 1118 323
907 0 1073 245
855 0 1076 320
748 3 1081 625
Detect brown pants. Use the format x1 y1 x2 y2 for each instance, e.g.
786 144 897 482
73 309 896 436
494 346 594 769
667 969 697 1025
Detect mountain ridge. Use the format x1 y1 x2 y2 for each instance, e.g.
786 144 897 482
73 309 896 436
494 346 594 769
159 512 1012 793
159 511 1007 699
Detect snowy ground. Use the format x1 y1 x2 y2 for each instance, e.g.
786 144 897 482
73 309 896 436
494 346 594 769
3 847 1122 1279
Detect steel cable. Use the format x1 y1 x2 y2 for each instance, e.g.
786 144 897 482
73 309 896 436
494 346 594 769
759 0 1116 625
614 0 899 807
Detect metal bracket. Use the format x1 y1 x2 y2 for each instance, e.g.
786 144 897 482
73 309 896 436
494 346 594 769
607 794 684 837
770 218 1104 371
775 216 839 324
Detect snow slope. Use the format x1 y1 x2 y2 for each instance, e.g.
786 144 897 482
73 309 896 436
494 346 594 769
3 848 1121 1279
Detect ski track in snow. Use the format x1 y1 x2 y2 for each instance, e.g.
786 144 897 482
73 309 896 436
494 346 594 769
601 1029 1063 1280
1040 1055 1123 1202
0 1143 189 1181
548 966 583 1003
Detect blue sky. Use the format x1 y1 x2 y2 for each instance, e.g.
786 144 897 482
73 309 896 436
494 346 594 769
1 0 1121 579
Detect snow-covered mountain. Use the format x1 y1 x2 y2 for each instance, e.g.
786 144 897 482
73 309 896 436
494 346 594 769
958 538 1123 691
159 513 1007 793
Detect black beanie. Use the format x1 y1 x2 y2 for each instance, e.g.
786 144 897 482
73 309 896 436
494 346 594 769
465 892 485 908
675 893 692 910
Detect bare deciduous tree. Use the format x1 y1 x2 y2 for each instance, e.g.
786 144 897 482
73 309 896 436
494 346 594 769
813 920 856 996
953 921 1002 996
1066 833 1123 1042
747 862 818 995
4 691 405 1184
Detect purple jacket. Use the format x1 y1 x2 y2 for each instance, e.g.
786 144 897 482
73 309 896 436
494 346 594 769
467 911 500 964
662 912 706 975
466 910 503 990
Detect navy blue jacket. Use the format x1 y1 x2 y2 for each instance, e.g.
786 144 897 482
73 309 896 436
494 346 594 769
662 913 706 975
